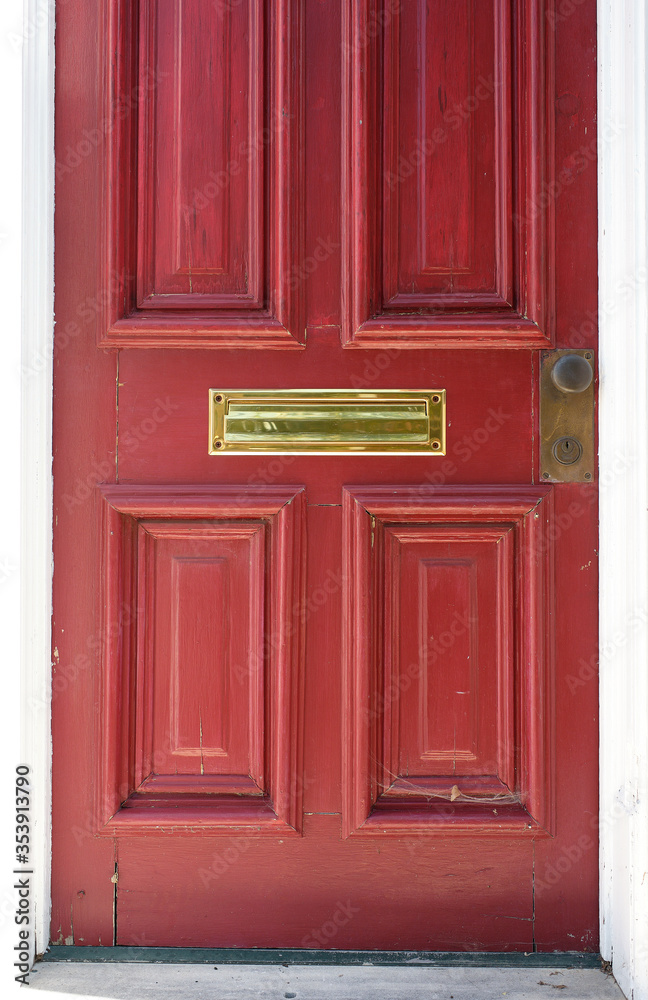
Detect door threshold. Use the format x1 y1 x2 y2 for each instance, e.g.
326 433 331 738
41 946 602 967
29 958 626 1000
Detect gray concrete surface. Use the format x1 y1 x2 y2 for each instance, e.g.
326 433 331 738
27 962 626 999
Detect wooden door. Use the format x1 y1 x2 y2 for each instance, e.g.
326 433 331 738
52 0 599 951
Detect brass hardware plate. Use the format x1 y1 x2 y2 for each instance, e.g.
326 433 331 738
540 351 595 483
209 389 446 455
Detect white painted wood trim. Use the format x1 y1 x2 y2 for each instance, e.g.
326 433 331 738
20 0 55 962
598 1 648 998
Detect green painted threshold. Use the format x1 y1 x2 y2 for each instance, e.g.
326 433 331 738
41 947 602 968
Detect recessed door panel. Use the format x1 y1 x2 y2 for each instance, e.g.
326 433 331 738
139 0 263 305
95 486 305 835
100 0 305 347
342 0 554 347
141 522 264 780
343 487 554 837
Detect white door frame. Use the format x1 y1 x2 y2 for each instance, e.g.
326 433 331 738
598 2 648 997
9 0 648 996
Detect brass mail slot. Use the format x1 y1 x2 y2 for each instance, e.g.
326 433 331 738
209 389 446 454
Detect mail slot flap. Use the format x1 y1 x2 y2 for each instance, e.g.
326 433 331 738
209 390 446 454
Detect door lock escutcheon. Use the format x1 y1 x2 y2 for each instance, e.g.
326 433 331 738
540 351 595 483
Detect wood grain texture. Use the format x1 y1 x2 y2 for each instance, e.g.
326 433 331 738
52 0 599 953
100 0 305 347
530 0 599 948
342 487 555 838
51 0 117 947
115 814 534 949
341 0 554 347
96 486 306 835
385 528 512 782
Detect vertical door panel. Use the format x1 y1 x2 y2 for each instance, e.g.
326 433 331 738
101 0 305 346
138 0 263 304
342 488 554 838
342 0 553 346
95 487 306 835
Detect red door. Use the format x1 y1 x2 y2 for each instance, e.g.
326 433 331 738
52 0 599 951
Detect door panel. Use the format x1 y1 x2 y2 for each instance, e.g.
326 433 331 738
52 0 599 951
342 487 554 838
140 0 264 304
342 0 553 347
102 0 305 346
96 486 305 835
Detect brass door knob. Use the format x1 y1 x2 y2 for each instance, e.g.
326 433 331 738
551 354 593 393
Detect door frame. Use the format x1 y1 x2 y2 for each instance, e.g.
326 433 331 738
10 0 648 994
598 1 648 994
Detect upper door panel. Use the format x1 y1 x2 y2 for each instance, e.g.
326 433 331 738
101 0 305 348
98 0 553 352
342 0 555 348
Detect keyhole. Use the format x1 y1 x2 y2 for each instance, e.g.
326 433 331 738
552 436 582 466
